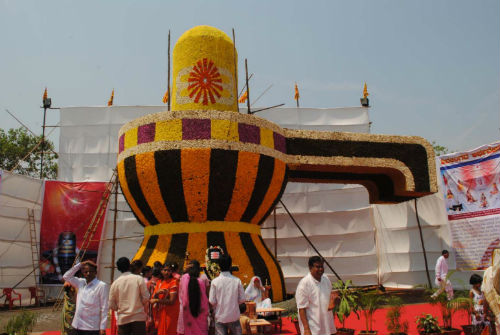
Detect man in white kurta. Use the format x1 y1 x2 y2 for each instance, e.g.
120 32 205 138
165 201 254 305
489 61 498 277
431 250 454 300
63 261 109 335
295 256 336 335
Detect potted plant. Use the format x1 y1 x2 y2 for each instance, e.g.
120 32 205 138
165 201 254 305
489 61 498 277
289 311 300 334
332 279 360 335
428 289 465 335
385 296 409 335
416 313 442 335
357 290 386 335
448 295 475 335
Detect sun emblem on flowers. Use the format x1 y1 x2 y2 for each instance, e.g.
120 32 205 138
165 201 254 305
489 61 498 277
187 58 223 105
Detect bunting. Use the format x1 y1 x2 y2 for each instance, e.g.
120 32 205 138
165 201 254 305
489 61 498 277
294 83 299 101
107 89 114 106
238 90 248 103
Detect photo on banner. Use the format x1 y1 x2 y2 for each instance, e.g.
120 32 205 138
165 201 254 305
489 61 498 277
439 141 500 270
39 181 108 284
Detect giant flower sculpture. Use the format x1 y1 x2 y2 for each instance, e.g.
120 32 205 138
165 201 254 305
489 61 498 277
117 25 437 301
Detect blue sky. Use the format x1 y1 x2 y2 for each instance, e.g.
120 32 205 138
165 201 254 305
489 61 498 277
1 0 498 153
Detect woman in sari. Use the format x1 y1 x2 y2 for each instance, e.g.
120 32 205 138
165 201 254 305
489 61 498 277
245 276 272 309
62 282 76 335
147 267 162 335
151 263 179 335
179 260 209 335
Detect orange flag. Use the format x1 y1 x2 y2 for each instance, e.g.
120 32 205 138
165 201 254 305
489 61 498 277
238 90 248 103
162 89 169 104
363 82 369 98
294 83 300 100
107 89 114 106
43 87 48 101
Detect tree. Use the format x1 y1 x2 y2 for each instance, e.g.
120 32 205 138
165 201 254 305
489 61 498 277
432 141 449 157
0 127 58 179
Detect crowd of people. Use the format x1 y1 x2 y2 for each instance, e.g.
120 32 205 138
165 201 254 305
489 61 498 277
61 249 493 335
61 253 259 335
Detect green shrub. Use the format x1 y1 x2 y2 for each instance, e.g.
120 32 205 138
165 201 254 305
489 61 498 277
3 309 38 335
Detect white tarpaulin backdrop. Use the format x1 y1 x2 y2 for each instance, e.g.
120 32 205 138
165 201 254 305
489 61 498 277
0 106 476 295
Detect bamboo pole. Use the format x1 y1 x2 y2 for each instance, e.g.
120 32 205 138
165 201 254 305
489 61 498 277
110 178 118 283
415 198 432 288
232 28 239 113
167 30 171 111
245 59 250 114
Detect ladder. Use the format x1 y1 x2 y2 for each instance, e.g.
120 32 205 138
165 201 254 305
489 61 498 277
27 208 41 306
53 169 118 311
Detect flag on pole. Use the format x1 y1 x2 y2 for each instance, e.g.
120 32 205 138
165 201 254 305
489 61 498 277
238 90 248 103
294 83 300 101
162 89 169 104
363 82 369 98
107 89 114 106
43 87 48 101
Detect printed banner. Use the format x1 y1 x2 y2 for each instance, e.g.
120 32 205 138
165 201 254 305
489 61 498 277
39 181 108 284
439 141 500 270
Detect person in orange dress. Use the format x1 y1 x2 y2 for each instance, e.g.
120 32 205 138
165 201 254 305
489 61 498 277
151 263 180 335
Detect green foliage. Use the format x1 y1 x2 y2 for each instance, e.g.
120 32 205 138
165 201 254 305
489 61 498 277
357 290 386 331
332 279 360 329
288 311 299 322
385 296 409 335
432 141 449 157
425 271 468 330
416 314 441 334
0 127 58 179
3 309 38 335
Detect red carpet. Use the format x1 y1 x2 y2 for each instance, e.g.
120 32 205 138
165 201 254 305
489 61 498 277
40 303 470 335
279 302 470 335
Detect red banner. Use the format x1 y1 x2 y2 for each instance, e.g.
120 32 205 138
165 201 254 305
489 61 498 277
39 181 108 284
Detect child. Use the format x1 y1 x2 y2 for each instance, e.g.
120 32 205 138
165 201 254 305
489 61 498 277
470 274 489 329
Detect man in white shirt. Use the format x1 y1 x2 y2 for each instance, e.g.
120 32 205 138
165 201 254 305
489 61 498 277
431 250 454 300
209 254 246 335
295 256 336 335
63 260 109 335
109 257 150 335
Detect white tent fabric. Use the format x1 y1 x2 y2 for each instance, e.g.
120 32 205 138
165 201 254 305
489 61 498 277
0 105 472 296
56 106 375 287
0 171 44 302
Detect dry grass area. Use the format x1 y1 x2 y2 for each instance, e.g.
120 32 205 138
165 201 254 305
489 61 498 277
0 305 61 333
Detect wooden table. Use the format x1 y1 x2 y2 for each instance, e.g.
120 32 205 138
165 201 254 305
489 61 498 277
255 307 285 333
255 307 285 313
248 319 271 335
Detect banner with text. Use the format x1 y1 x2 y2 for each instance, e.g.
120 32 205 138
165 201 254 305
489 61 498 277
39 181 108 284
439 141 500 270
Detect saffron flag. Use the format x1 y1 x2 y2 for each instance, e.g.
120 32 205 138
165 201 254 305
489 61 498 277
107 89 114 106
294 83 300 100
43 87 48 101
238 90 248 103
39 181 108 284
363 82 369 98
162 89 169 104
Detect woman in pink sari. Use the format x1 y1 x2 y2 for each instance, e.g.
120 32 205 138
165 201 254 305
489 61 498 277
180 260 209 335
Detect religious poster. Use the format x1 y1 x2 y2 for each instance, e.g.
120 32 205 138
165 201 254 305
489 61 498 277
39 181 108 284
439 141 500 270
